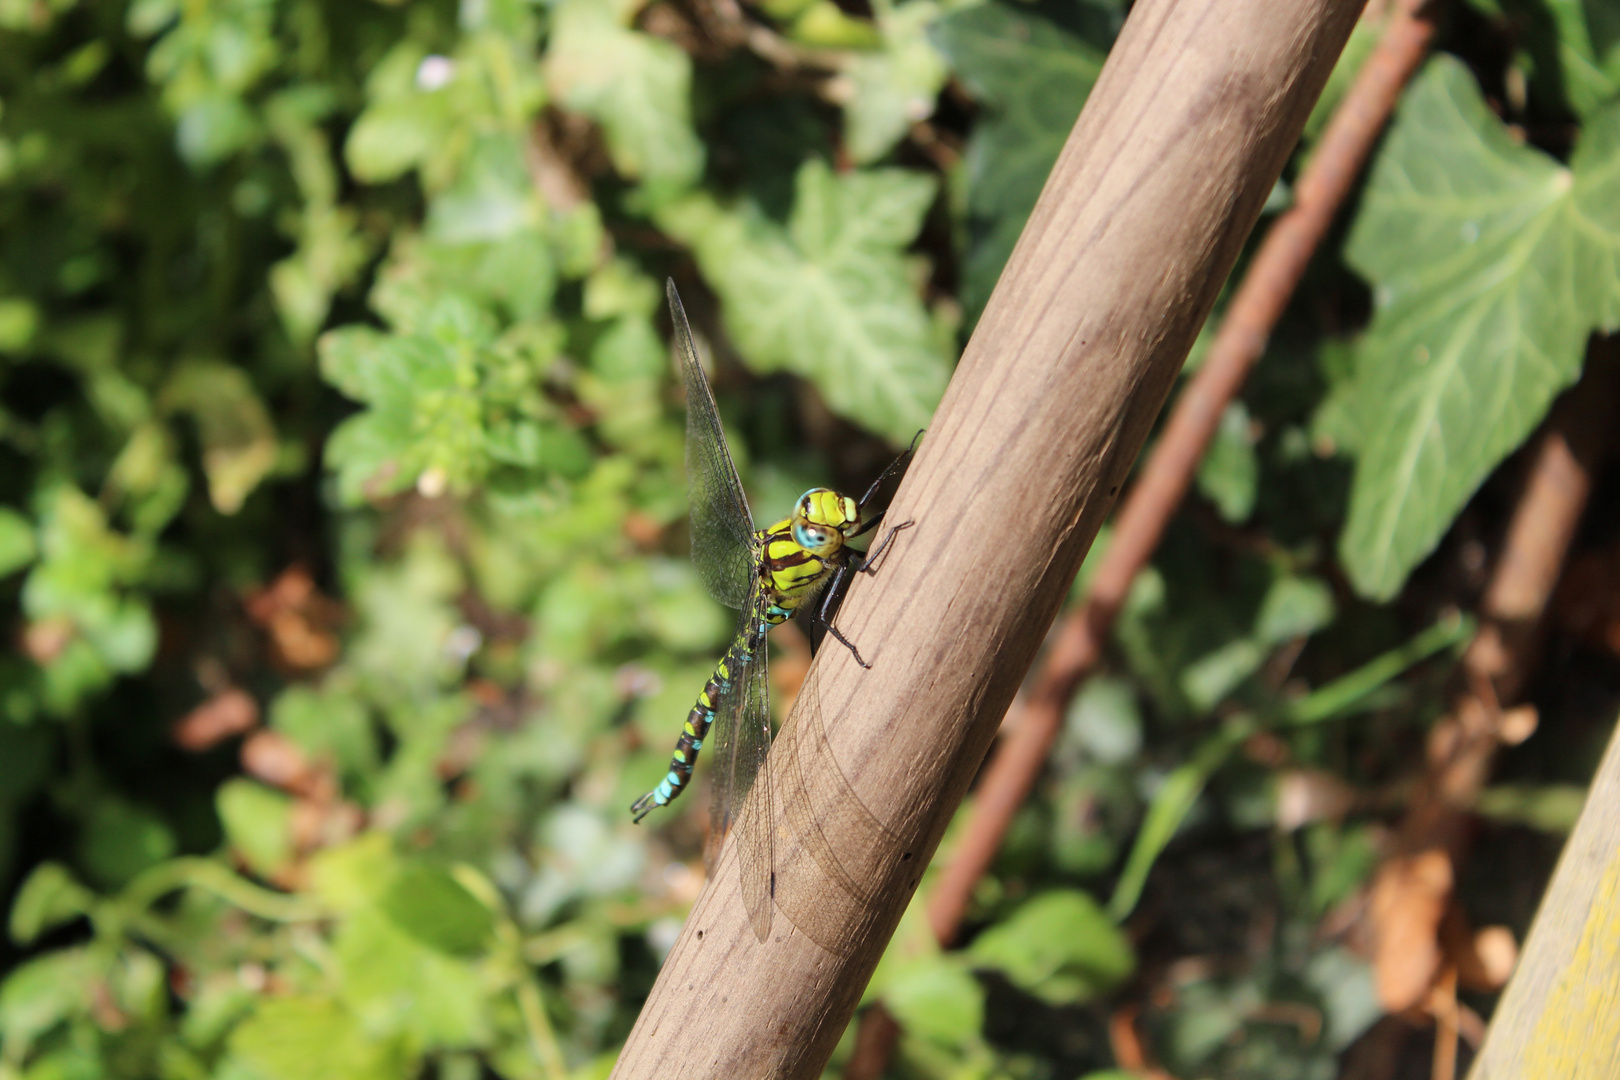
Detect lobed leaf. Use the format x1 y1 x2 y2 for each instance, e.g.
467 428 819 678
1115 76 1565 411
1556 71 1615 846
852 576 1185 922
1338 58 1620 599
658 161 949 442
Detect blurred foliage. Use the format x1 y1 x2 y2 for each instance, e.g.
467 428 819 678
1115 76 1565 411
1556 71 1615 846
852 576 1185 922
0 0 1616 1079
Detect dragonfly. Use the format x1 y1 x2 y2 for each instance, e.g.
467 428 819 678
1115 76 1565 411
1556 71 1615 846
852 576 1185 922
631 279 915 944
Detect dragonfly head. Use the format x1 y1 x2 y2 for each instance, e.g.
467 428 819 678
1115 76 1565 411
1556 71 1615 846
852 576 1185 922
792 488 860 553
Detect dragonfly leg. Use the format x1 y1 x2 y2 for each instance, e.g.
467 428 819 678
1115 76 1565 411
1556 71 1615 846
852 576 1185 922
856 519 914 576
815 518 911 668
814 562 868 667
855 430 925 510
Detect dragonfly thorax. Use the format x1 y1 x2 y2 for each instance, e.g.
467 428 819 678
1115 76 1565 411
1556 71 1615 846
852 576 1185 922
791 488 860 553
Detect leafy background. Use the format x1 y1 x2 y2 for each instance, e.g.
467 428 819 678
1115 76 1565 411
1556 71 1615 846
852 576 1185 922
1 0 1619 1078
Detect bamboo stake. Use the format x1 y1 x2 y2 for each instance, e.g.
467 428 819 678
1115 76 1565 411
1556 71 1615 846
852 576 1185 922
1467 705 1620 1079
610 2 1362 1076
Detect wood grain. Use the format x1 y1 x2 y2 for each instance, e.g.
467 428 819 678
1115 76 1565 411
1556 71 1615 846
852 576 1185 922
610 1 1362 1076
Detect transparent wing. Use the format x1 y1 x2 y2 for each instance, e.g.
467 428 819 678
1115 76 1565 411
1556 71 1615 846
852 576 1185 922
669 280 754 611
770 650 900 956
704 603 775 944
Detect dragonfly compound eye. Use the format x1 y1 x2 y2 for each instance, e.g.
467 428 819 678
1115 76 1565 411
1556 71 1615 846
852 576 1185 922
792 520 835 551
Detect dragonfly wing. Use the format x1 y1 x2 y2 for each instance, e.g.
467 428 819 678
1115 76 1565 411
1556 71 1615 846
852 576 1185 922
669 280 754 611
769 653 900 956
705 606 774 944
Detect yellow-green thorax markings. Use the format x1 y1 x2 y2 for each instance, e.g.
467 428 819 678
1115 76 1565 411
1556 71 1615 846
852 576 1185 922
630 488 861 822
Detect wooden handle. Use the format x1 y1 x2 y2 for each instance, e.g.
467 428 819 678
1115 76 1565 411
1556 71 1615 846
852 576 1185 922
611 1 1362 1076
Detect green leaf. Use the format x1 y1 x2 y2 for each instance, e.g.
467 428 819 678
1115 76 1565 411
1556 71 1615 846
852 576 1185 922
0 297 38 351
333 908 490 1047
880 954 984 1050
160 360 279 515
24 485 157 678
377 862 495 956
546 0 703 187
228 996 408 1080
319 300 497 502
930 5 1105 321
346 96 442 184
1194 402 1258 523
1181 638 1264 713
0 506 36 577
843 1 949 164
425 133 541 245
0 947 96 1059
1498 0 1620 118
1475 782 1588 833
217 779 295 877
1064 676 1143 766
1110 721 1251 919
657 161 949 441
308 833 399 913
1254 574 1335 645
968 889 1134 1004
271 684 377 776
77 796 175 887
8 863 93 945
1339 58 1620 599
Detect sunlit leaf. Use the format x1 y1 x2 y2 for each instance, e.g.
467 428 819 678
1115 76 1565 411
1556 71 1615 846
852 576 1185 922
377 862 495 956
8 863 93 945
842 1 948 164
0 948 96 1059
217 779 295 878
1338 59 1620 598
545 0 703 187
657 161 949 441
334 908 490 1047
228 996 408 1080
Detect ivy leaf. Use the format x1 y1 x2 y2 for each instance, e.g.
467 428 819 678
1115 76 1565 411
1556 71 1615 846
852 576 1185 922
1496 0 1620 118
376 862 495 957
545 0 703 188
930 5 1105 322
228 996 407 1080
842 0 949 164
657 161 948 441
1338 58 1620 600
967 889 1134 1004
333 908 489 1048
880 954 984 1050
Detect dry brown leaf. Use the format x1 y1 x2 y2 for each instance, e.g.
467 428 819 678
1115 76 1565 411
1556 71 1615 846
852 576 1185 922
1371 849 1452 1011
172 688 260 751
240 730 316 794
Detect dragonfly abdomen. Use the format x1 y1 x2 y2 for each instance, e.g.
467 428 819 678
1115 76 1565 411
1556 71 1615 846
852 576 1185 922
630 630 760 823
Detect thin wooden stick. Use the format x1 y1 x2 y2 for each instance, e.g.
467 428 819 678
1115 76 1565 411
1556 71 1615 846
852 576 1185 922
925 0 1440 946
610 2 1362 1076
